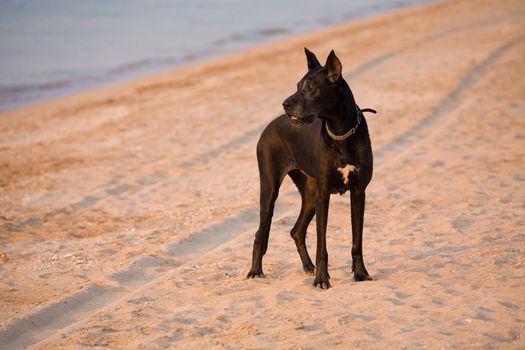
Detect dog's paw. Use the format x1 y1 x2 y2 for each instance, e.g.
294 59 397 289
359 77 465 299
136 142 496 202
303 262 315 275
313 278 331 289
246 270 265 279
313 272 331 289
352 260 372 282
353 271 372 282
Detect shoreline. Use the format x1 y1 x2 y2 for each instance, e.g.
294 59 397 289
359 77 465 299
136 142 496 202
0 0 438 114
0 0 443 117
1 0 524 348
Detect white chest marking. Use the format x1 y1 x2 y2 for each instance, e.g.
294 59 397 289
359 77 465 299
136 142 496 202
337 164 356 185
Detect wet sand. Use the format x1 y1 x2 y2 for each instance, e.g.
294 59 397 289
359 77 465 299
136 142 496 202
1 0 524 348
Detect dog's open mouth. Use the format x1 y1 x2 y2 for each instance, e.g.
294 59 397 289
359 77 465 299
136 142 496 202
289 114 315 127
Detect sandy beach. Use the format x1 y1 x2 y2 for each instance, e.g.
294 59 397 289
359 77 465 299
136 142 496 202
1 0 524 348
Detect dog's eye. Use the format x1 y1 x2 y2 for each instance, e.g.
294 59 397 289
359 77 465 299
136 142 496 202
305 82 315 93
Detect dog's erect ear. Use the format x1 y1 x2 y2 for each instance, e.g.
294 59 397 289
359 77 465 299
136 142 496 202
325 50 342 83
304 47 321 70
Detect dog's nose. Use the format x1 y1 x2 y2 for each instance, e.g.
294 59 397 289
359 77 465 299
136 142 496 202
282 100 291 110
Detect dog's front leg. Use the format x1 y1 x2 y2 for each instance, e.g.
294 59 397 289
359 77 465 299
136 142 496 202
313 189 331 289
350 189 372 281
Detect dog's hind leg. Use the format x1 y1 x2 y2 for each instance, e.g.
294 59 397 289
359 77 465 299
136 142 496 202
247 148 283 278
350 189 372 281
288 170 316 274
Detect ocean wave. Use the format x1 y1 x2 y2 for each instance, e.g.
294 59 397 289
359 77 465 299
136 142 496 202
0 57 182 112
0 80 72 98
107 57 180 76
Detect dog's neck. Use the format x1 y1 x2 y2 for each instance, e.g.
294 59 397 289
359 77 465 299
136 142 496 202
324 80 360 141
325 106 361 141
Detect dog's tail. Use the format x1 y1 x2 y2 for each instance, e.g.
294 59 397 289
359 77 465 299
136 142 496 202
360 108 377 114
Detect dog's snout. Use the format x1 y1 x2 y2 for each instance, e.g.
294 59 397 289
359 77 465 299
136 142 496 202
283 97 297 114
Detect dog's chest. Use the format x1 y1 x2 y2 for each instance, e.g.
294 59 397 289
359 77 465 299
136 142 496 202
327 151 357 194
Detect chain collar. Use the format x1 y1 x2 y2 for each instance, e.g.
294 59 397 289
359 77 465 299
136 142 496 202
325 106 362 141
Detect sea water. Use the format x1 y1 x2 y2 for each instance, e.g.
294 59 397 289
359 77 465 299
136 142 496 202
0 0 435 111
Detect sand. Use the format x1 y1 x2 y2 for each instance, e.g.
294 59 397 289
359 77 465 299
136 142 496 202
0 0 524 348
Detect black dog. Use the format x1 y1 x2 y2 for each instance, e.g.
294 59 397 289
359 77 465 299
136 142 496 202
247 48 376 289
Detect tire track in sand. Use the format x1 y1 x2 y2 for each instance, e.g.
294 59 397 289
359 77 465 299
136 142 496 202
374 35 525 164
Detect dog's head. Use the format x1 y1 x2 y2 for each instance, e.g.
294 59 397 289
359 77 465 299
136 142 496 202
282 48 345 126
